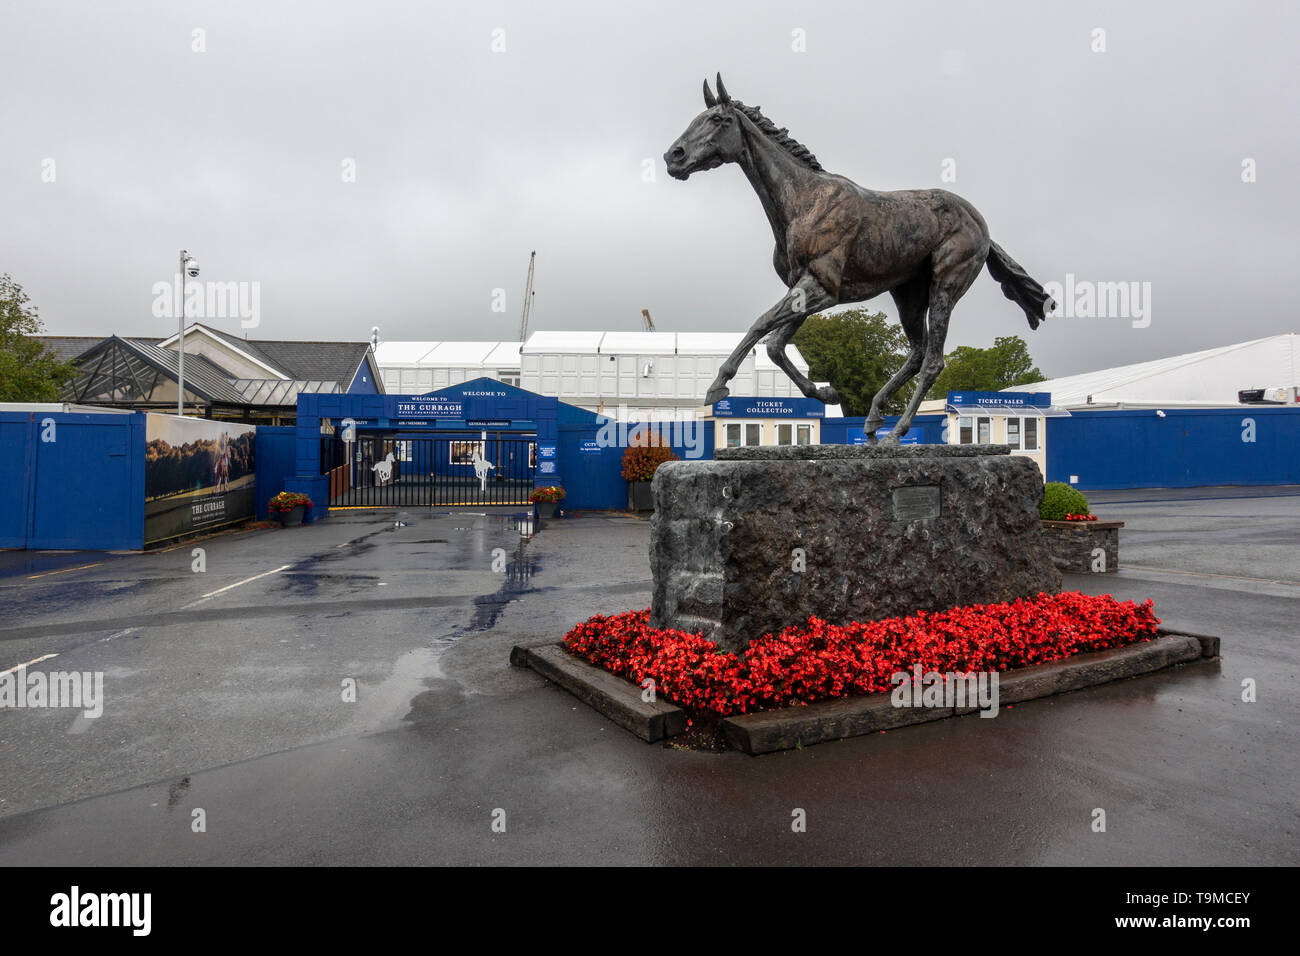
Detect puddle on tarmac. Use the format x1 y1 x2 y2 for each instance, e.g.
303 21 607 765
468 540 538 631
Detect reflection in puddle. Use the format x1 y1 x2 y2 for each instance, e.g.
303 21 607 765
469 538 538 631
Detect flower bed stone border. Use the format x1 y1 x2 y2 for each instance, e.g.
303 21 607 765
509 643 687 742
510 629 1219 754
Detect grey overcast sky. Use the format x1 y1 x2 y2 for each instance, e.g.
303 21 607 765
1 0 1296 378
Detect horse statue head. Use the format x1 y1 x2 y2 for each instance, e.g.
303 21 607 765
664 73 822 183
663 74 743 181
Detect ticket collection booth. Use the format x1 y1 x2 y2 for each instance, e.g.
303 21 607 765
699 396 826 451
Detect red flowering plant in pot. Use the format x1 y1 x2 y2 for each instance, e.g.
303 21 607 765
529 485 565 519
621 436 678 512
268 491 313 527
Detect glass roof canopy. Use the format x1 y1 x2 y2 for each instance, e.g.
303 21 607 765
63 336 340 412
944 403 1072 418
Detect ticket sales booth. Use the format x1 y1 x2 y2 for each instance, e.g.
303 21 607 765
940 390 1072 475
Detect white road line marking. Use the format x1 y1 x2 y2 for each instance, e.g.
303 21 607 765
181 565 291 608
1 653 59 677
1122 564 1300 587
27 562 101 580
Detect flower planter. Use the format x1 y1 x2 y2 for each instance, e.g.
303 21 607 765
628 481 654 512
1039 519 1124 573
278 505 307 527
535 501 557 520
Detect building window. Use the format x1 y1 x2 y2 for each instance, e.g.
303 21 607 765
1024 417 1040 451
726 422 766 446
449 440 485 465
797 424 812 445
1006 417 1021 450
499 372 520 387
959 416 972 444
977 416 992 444
777 423 793 445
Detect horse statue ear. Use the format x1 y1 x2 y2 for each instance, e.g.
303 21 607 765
703 79 717 108
716 73 731 104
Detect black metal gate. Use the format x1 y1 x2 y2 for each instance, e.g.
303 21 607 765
322 435 537 508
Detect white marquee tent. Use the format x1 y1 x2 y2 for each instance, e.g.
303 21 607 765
1008 334 1300 408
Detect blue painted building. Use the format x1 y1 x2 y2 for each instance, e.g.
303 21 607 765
1044 406 1300 489
288 378 712 514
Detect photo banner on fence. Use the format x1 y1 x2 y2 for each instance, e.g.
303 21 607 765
145 415 257 545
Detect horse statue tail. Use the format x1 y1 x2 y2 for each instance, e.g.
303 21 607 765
986 241 1055 330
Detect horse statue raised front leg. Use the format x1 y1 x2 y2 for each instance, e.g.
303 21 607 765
665 74 1054 443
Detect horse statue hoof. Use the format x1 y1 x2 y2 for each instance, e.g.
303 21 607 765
817 385 842 405
704 386 730 405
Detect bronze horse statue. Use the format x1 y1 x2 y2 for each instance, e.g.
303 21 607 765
665 74 1054 442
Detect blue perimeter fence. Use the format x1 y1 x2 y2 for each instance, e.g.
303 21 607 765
5 407 1300 550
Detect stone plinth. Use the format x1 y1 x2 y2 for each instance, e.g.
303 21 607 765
649 444 1062 654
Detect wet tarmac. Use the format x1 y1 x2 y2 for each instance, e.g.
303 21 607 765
0 492 1296 864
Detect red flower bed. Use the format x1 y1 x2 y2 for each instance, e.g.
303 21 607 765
562 592 1159 716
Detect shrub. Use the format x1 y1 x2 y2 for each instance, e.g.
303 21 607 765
1040 481 1089 521
621 444 678 483
529 485 565 503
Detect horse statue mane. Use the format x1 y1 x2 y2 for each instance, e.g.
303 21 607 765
730 101 823 172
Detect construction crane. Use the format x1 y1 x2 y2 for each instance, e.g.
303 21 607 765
518 250 536 343
641 308 655 332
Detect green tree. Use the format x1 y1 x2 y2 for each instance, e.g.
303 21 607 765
0 275 75 401
791 309 910 416
925 335 1044 399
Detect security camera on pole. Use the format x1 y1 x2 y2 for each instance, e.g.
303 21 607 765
177 250 200 417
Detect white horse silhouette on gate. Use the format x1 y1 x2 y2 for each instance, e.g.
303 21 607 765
371 452 396 485
471 450 495 491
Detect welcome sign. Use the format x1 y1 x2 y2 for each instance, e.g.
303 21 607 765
390 399 464 419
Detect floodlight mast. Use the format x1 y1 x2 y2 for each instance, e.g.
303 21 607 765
518 251 535 343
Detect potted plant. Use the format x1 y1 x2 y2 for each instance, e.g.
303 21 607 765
621 442 678 511
529 485 565 520
1038 482 1123 573
269 491 313 527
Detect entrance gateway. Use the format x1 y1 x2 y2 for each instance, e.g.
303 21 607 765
323 434 538 507
295 379 567 512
